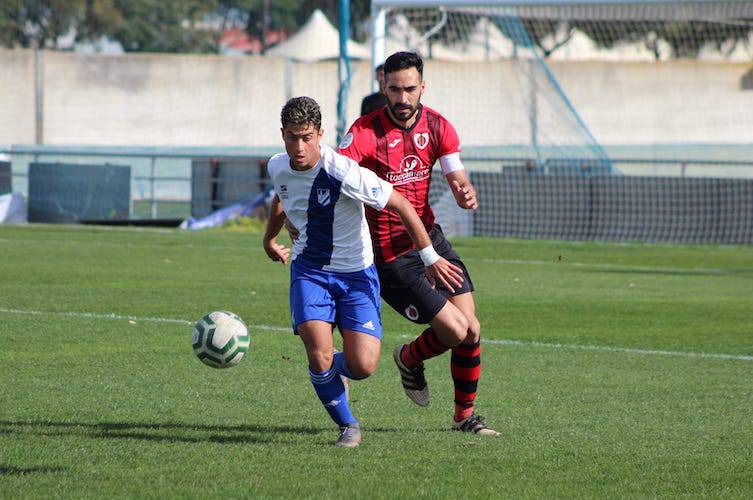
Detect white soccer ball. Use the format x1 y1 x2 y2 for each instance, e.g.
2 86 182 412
192 311 250 368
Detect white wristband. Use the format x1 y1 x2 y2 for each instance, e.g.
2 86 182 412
418 246 440 266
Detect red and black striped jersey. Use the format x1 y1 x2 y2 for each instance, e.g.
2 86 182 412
338 104 461 263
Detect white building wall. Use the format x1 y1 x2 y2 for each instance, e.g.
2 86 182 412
0 49 36 145
1 49 752 150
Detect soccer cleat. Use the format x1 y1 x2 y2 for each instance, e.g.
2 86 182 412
452 413 500 437
335 424 362 448
393 344 429 407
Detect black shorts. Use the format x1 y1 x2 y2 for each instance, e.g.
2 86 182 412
376 225 474 324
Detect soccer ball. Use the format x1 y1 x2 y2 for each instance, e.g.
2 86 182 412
192 311 250 368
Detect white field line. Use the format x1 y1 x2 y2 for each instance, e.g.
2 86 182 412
399 335 753 362
1 307 750 362
9 223 177 234
470 258 731 275
2 243 733 276
0 307 289 333
0 232 741 276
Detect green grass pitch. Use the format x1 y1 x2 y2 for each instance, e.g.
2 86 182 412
1 224 751 498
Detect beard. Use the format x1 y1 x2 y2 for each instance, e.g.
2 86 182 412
389 102 418 121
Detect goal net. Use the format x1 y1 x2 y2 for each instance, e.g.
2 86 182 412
373 0 753 243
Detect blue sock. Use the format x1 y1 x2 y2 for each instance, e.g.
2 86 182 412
333 351 367 380
309 366 356 427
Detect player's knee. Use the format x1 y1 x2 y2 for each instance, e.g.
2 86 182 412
464 316 481 344
307 349 334 372
452 313 471 343
432 302 470 347
442 314 470 347
347 356 378 379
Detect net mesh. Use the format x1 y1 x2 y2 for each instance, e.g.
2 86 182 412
1 2 752 241
380 1 753 150
386 1 753 243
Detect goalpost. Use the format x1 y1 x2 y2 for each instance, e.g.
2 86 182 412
368 0 753 243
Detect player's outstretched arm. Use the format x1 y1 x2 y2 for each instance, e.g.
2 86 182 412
446 170 478 210
263 194 290 265
384 191 464 292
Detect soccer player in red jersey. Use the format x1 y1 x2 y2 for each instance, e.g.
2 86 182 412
338 51 499 436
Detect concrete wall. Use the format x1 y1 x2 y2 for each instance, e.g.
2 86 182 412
2 48 752 149
421 58 753 147
0 49 36 145
42 51 288 146
551 60 753 145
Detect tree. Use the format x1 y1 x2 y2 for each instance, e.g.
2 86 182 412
0 0 373 53
215 0 371 52
0 0 87 49
88 0 218 53
0 0 218 52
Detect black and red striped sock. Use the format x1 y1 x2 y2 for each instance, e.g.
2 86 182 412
400 328 450 368
451 341 481 422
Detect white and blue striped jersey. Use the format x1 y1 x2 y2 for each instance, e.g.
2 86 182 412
267 145 393 273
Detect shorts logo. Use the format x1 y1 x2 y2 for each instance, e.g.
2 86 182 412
405 305 419 321
414 132 429 150
317 188 331 206
362 320 375 330
338 133 353 149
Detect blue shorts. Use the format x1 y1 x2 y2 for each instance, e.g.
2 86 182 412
290 259 383 339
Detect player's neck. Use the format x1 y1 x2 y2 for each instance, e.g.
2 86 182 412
290 158 318 172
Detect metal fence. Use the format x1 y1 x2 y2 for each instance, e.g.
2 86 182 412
3 145 753 243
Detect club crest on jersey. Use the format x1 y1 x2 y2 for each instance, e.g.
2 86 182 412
317 188 331 206
338 133 353 149
413 132 429 150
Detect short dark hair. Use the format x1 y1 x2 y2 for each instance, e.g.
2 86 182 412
375 63 385 73
280 96 321 130
383 51 423 78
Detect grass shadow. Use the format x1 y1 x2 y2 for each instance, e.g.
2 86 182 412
0 420 413 445
0 465 66 475
0 419 326 445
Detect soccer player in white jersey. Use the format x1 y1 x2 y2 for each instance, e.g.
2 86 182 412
262 97 464 448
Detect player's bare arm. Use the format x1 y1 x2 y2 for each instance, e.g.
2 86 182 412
266 192 299 241
283 217 300 241
384 190 465 292
446 170 478 210
262 194 291 265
